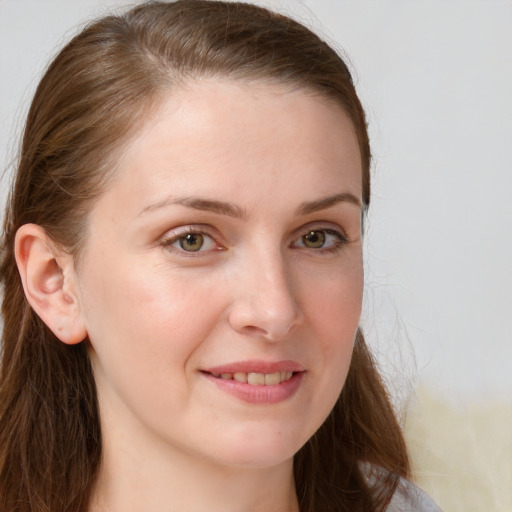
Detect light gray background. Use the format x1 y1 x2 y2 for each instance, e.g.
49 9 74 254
1 0 511 404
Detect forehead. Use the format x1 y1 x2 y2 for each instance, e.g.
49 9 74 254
97 79 362 219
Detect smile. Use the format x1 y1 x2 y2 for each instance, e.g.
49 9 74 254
209 371 295 386
202 361 305 404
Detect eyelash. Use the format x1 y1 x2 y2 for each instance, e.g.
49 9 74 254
291 228 349 254
160 225 349 256
160 226 223 257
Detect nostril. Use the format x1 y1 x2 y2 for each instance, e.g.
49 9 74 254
243 325 267 335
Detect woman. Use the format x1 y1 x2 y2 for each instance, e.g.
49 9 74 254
0 1 441 511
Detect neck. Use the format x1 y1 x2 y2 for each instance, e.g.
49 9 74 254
90 422 299 512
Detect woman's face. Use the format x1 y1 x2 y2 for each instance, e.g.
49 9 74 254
74 79 364 469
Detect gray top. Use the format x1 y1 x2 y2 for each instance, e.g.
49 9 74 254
386 477 442 512
361 462 442 512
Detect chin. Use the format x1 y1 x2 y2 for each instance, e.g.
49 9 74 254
201 424 308 469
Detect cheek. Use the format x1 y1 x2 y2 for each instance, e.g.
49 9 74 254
305 256 363 342
300 261 363 422
80 257 227 383
309 278 361 371
81 260 232 428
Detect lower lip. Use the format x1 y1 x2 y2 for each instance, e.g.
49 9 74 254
203 372 304 404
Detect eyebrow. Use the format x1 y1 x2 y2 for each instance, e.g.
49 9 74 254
296 192 362 215
138 196 247 219
137 192 361 219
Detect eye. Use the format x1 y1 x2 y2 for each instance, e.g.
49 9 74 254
163 229 220 254
302 230 327 249
177 233 206 252
292 228 347 251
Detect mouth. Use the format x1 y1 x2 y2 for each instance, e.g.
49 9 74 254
205 371 297 386
201 361 305 404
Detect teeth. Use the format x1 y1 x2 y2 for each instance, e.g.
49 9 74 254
233 372 247 383
210 371 294 386
264 372 281 385
247 373 265 386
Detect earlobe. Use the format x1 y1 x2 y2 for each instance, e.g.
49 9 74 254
14 224 87 345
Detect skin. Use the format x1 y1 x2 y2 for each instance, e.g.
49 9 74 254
16 79 364 512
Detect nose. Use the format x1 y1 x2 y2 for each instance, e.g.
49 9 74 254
227 250 304 341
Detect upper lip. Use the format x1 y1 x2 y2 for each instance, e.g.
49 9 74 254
203 360 305 374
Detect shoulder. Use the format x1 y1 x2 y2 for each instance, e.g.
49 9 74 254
360 462 442 512
386 477 442 512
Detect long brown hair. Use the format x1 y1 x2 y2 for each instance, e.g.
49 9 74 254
0 2 409 511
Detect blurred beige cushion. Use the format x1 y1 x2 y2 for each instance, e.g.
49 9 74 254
404 387 512 512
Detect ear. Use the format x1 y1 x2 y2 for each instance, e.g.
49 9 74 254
14 223 87 345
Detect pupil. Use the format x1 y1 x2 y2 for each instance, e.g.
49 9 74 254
180 233 203 251
303 230 325 248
